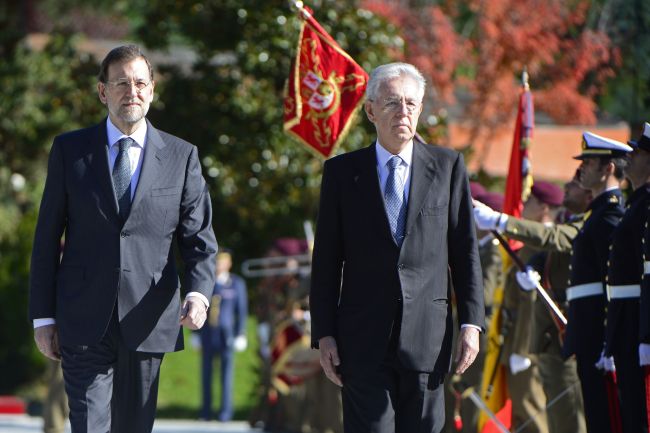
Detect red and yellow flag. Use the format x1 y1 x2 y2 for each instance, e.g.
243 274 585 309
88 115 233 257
503 75 534 218
284 5 368 158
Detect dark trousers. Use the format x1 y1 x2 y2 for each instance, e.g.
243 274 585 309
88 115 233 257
60 312 164 433
575 352 614 433
613 351 649 433
200 347 234 421
341 316 446 433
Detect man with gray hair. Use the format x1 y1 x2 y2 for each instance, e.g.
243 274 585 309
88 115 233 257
310 62 485 433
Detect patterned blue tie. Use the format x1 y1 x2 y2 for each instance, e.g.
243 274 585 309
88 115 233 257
112 137 133 221
385 155 407 246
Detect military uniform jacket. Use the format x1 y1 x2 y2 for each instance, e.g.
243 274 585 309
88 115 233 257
200 273 248 352
563 188 624 358
478 234 503 318
641 201 650 343
504 215 584 355
605 184 650 356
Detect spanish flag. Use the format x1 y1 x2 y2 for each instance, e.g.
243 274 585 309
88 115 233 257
284 4 368 158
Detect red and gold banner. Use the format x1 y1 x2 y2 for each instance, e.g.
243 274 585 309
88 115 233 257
284 6 368 158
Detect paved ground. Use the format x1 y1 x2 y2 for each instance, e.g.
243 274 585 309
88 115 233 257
0 415 262 433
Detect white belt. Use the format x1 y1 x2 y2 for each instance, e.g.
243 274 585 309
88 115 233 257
645 261 650 274
607 284 641 299
566 282 604 301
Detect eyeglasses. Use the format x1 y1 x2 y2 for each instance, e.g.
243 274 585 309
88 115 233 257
375 98 421 115
105 79 152 93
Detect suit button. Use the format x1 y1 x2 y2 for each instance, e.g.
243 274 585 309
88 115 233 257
121 231 130 238
398 264 405 270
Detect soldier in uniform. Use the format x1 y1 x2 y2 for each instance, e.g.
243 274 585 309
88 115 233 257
640 188 650 409
564 132 630 433
497 181 563 433
604 123 650 433
474 172 590 433
198 249 248 422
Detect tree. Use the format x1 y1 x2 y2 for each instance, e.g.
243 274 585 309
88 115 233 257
131 0 402 258
0 30 102 391
362 0 617 167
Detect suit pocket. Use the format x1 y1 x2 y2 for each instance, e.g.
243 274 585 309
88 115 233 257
421 205 447 216
151 186 182 197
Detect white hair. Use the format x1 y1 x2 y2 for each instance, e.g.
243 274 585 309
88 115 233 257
366 63 426 102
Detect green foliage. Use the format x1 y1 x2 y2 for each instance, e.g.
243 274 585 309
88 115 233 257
0 33 102 393
134 0 402 257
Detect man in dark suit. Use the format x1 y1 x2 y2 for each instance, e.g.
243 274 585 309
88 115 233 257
29 45 217 433
309 62 485 433
198 249 248 422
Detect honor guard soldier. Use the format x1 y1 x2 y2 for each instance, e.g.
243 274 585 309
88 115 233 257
604 123 650 433
640 187 650 419
564 132 631 433
198 249 248 421
474 171 591 433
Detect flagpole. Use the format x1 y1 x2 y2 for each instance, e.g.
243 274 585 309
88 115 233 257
522 67 529 91
291 0 311 19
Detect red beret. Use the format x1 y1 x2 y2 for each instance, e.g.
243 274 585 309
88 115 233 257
469 182 487 199
477 191 504 212
531 181 563 207
272 237 309 256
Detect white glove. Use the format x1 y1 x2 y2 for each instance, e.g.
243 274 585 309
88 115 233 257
509 353 531 375
595 350 616 372
190 333 201 350
516 267 541 292
639 343 650 366
233 335 248 352
473 201 504 231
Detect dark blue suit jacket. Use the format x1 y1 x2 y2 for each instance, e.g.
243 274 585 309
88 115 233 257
29 118 217 352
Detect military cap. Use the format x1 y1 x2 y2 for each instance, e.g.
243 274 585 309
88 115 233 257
272 237 309 256
628 122 650 152
477 191 504 212
574 131 632 160
470 181 487 199
531 180 563 207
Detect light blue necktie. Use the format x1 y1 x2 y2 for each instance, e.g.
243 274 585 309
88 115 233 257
385 155 407 246
112 137 133 221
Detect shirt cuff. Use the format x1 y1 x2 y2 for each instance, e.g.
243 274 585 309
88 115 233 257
460 323 482 332
186 292 209 308
34 318 56 328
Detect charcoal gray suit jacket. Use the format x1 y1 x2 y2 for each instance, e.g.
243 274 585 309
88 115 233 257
310 141 484 377
29 118 217 353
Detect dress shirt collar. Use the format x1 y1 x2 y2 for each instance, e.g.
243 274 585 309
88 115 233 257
375 139 413 168
106 116 147 150
216 272 230 285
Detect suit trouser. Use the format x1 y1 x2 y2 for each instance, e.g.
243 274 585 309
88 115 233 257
60 311 164 433
200 346 234 420
341 314 446 433
612 351 649 433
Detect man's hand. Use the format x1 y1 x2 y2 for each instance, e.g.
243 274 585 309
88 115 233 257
454 327 479 374
472 199 503 231
180 296 207 330
318 336 343 387
34 325 61 361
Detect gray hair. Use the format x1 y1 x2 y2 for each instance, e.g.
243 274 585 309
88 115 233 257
366 63 426 102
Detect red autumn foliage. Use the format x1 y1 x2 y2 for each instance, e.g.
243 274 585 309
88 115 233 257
362 0 618 161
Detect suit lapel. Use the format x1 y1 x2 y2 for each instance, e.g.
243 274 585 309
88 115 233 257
355 142 396 245
405 142 437 233
86 120 120 223
130 120 166 214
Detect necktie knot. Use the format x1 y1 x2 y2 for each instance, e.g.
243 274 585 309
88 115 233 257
387 155 402 171
118 137 134 152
